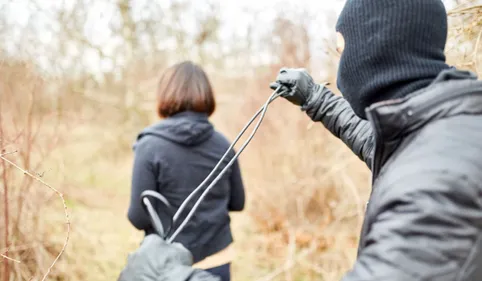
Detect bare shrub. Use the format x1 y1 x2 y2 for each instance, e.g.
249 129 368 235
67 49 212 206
0 60 69 281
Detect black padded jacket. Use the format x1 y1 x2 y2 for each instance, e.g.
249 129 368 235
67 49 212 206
304 68 482 280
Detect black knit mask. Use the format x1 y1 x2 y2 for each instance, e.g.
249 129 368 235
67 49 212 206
336 0 450 119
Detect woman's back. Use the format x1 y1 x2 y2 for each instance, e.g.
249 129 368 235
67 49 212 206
128 110 245 263
127 61 244 281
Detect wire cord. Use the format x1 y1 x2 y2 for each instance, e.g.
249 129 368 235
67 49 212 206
166 88 284 243
172 88 283 223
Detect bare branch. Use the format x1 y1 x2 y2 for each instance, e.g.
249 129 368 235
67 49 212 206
448 4 482 15
0 154 70 281
473 28 482 74
0 151 17 157
0 253 20 264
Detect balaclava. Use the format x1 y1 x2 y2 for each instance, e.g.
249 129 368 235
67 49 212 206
336 0 450 119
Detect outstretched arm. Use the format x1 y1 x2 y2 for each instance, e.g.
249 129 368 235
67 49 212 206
302 87 374 169
271 68 374 169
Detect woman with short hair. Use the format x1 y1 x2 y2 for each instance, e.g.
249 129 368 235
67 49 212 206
127 61 245 281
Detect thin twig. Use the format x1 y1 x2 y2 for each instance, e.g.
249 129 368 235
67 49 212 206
0 153 70 281
1 109 11 281
473 28 482 75
1 253 21 264
0 150 18 157
448 4 482 16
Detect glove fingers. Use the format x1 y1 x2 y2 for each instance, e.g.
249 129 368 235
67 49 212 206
279 67 289 74
269 82 280 90
270 82 293 96
276 67 292 82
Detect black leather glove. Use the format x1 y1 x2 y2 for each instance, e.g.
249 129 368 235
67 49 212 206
270 68 325 106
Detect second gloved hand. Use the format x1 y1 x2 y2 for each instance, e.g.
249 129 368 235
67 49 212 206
270 68 325 106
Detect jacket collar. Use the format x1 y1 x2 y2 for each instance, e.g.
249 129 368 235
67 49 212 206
366 68 481 141
169 111 209 121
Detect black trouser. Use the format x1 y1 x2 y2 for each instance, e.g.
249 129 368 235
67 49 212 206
205 263 231 281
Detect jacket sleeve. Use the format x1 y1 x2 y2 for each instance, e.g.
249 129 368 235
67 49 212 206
228 157 246 211
341 173 482 281
127 138 159 230
302 87 374 169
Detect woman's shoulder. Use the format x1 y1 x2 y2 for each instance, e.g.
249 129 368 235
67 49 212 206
209 129 233 146
206 129 239 158
132 126 171 153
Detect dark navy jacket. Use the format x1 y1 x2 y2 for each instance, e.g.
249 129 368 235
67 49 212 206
127 111 245 263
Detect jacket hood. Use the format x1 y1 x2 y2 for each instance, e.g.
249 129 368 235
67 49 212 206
135 111 214 147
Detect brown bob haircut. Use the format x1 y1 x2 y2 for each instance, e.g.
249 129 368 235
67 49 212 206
156 61 216 118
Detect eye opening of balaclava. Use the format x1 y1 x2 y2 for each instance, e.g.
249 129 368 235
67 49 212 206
335 0 450 119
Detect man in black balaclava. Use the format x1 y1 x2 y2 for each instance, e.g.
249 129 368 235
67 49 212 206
270 0 482 279
336 0 449 119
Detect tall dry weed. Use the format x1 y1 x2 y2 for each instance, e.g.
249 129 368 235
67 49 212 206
0 60 69 281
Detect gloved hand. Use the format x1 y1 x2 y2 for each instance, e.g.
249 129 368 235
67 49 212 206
118 234 220 281
270 68 326 106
